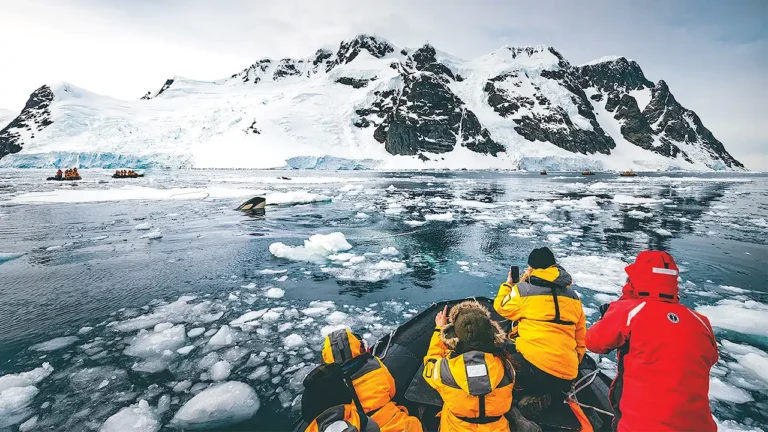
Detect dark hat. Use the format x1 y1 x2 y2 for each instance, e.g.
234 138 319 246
528 247 556 269
454 309 497 353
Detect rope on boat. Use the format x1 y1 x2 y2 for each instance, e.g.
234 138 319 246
565 368 616 417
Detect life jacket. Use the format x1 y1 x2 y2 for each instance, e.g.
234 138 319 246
305 404 380 432
586 251 718 432
494 265 586 380
321 330 422 432
424 301 514 432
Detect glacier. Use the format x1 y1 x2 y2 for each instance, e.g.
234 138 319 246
0 35 744 171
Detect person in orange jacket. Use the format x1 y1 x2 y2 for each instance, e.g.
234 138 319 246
302 362 380 432
55 169 63 179
493 247 586 419
321 329 422 432
423 300 515 432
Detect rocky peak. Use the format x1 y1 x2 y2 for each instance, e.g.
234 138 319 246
331 34 394 68
1 85 55 158
578 56 653 92
409 44 455 82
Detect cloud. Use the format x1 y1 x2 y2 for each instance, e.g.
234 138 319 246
0 0 765 167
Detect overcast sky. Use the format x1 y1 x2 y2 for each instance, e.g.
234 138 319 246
1 0 765 168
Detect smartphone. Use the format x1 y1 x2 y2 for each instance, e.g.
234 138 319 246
510 265 520 283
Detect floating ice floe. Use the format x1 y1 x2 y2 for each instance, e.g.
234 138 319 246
113 296 223 332
263 287 286 299
170 381 260 430
124 325 186 373
283 334 305 348
133 223 151 231
450 199 498 209
141 230 163 239
559 255 628 294
210 361 232 381
100 399 159 432
322 260 408 282
258 269 287 275
696 300 768 336
0 252 25 264
425 212 453 222
709 376 753 404
269 232 352 263
654 228 672 237
627 210 653 219
404 220 426 227
29 336 79 352
265 191 330 206
380 247 399 256
612 195 668 206
0 363 53 428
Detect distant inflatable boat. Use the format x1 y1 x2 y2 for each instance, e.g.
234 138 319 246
540 170 548 175
582 171 595 176
112 174 144 179
619 171 637 177
46 176 81 181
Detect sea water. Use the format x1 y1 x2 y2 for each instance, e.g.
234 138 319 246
0 169 766 431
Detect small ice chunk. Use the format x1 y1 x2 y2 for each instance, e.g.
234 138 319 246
654 228 672 237
355 212 369 219
380 247 399 256
100 399 159 432
173 380 192 393
134 223 151 231
248 366 270 381
404 220 426 227
283 334 305 348
230 309 269 326
208 325 237 347
19 415 38 431
425 212 453 221
78 326 94 335
154 322 174 332
264 288 285 299
709 376 752 403
141 230 163 240
269 232 353 263
210 361 232 381
0 363 54 392
326 311 348 325
124 325 186 359
258 269 287 275
29 336 79 352
157 394 171 414
739 353 768 383
261 310 281 322
177 345 195 355
170 382 260 430
188 327 205 338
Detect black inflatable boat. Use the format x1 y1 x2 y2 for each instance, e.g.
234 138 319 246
46 176 81 181
295 297 615 431
112 174 144 179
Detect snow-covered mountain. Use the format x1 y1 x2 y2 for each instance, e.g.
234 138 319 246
0 35 744 170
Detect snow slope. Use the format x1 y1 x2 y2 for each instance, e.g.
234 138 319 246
0 108 15 129
0 36 743 171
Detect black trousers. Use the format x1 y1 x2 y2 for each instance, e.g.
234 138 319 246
511 352 572 403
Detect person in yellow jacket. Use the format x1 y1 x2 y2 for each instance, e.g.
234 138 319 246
494 247 586 419
321 329 422 432
423 300 514 432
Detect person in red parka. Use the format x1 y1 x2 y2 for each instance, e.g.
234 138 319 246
586 250 718 432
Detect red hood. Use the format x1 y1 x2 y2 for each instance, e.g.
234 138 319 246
624 250 680 301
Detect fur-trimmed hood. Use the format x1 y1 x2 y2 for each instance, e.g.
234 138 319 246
439 300 506 352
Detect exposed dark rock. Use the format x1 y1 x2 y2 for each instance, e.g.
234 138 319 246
141 91 152 100
335 77 375 89
327 35 394 72
273 59 304 80
153 79 175 98
245 120 261 134
0 85 55 158
577 57 653 92
590 93 603 102
313 49 332 66
237 59 271 84
613 94 654 147
485 70 614 154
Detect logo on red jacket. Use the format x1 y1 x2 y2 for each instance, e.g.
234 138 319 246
667 312 680 323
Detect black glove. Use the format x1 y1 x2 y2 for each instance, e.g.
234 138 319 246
598 303 611 319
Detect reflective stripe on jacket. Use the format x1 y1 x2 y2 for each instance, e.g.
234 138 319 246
494 265 586 380
423 328 513 432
